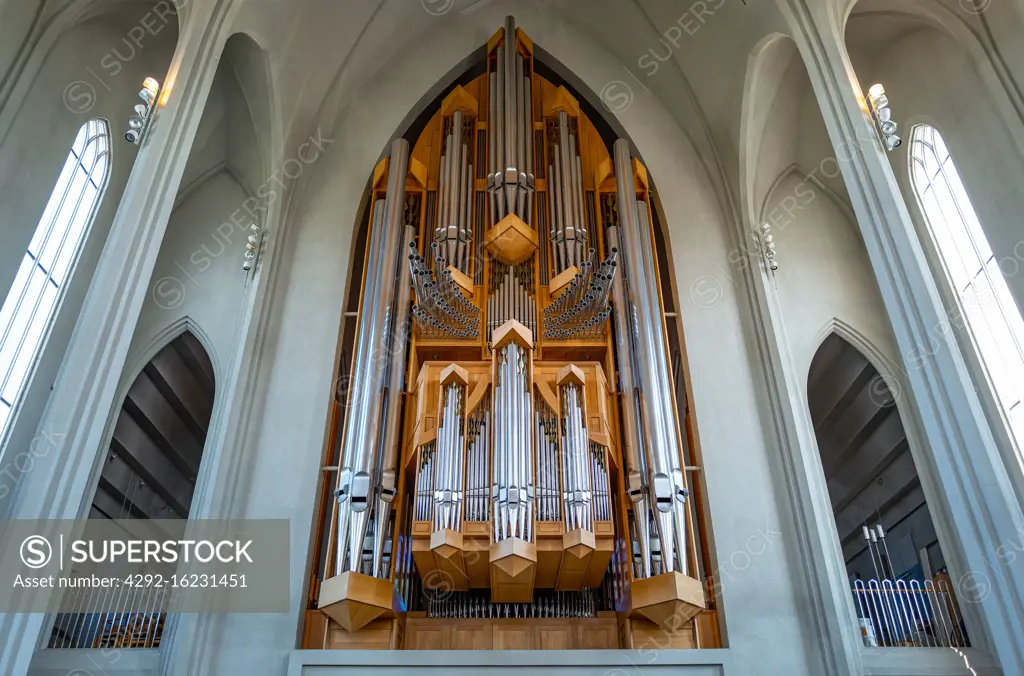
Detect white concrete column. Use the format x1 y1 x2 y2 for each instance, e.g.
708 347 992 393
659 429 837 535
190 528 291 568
0 1 236 673
780 0 1024 672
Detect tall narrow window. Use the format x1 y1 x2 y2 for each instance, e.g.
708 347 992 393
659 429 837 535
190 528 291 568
0 119 111 437
910 124 1024 447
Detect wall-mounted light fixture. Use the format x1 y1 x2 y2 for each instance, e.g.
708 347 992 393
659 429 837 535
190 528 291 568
755 222 778 273
243 224 263 272
866 84 902 152
125 77 161 145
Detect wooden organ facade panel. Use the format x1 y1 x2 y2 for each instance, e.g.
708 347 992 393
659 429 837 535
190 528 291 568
306 16 719 652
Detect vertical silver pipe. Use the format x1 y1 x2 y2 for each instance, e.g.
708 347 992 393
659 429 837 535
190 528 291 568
489 70 498 227
634 196 689 574
448 112 462 263
495 47 506 218
504 16 516 180
614 138 688 575
439 132 452 255
509 344 519 538
568 133 582 260
336 140 410 575
552 147 564 273
558 113 573 268
515 54 526 219
606 226 651 577
371 222 417 577
524 69 534 228
575 154 587 245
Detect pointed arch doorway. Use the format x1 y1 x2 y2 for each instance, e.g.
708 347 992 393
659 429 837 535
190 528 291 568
807 332 967 648
49 330 215 649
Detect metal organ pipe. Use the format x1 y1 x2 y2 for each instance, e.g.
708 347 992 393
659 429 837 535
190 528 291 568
560 383 592 533
409 243 480 340
548 111 588 276
369 221 417 577
612 138 688 576
434 382 466 532
436 111 474 272
465 402 490 522
543 247 617 340
489 15 534 227
605 223 652 578
334 138 410 576
492 341 534 542
535 398 560 523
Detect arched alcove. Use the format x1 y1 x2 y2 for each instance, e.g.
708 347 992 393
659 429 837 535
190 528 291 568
807 332 967 648
50 329 215 649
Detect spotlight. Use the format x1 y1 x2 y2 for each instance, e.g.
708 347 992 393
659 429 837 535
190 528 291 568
125 77 161 145
756 223 779 273
243 224 264 272
865 82 901 153
867 84 887 107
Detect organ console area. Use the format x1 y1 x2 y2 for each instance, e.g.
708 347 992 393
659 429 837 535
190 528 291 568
303 17 719 651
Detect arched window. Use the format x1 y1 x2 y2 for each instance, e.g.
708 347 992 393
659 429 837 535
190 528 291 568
0 119 111 436
909 124 1024 447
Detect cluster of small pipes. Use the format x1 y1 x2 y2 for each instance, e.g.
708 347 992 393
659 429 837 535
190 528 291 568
487 16 535 229
414 441 436 522
409 241 480 340
590 442 612 522
560 383 593 532
435 112 476 273
427 589 597 619
464 402 491 522
432 383 466 533
488 260 536 336
547 111 589 276
491 341 535 542
535 398 562 523
543 247 617 340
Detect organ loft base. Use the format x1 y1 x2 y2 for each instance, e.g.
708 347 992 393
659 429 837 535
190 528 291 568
306 15 718 652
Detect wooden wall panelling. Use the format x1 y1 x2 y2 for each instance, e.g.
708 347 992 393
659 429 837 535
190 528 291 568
577 615 619 650
628 617 696 650
452 620 493 650
534 619 574 650
492 620 533 650
405 617 452 650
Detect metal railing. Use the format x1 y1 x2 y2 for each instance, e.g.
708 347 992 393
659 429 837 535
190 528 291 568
48 585 169 649
853 578 969 648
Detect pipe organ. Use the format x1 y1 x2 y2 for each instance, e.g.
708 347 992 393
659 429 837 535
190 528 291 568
311 17 716 652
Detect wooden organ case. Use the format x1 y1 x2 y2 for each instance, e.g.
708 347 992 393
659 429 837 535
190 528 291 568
304 17 720 652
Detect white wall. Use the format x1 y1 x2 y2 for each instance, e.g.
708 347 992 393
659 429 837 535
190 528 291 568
0 13 176 510
763 171 897 373
125 170 252 378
